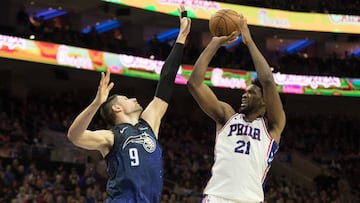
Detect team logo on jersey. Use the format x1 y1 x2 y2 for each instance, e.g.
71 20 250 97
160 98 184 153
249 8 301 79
122 132 156 153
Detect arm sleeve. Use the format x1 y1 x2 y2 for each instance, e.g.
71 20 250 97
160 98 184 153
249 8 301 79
154 42 184 103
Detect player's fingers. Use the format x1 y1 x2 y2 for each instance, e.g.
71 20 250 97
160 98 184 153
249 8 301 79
179 5 187 19
99 72 105 89
178 6 184 19
240 16 248 28
177 7 181 19
229 31 238 39
100 72 105 83
104 69 111 83
229 36 238 44
107 82 114 92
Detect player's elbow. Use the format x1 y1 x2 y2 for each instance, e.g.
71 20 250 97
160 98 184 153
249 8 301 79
187 75 200 89
258 73 275 84
187 79 194 88
67 130 80 144
187 79 197 93
67 132 76 143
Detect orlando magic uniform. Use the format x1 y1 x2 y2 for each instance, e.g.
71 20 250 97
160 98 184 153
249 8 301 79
203 113 279 203
105 119 162 203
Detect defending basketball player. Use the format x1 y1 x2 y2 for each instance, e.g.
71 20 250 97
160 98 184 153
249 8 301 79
67 5 191 203
187 14 286 203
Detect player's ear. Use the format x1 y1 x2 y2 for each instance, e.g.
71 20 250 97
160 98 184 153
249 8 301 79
112 104 122 113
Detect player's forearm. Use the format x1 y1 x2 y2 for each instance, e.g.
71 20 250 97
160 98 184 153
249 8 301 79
246 41 274 83
154 43 184 103
67 102 100 141
188 39 221 86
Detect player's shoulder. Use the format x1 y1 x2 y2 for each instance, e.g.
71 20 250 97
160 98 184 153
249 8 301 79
92 129 114 139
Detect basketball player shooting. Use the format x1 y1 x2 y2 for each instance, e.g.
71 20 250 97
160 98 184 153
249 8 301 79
187 14 286 203
67 5 191 203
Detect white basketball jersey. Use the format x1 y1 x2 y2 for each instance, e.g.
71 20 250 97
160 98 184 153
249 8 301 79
204 113 279 202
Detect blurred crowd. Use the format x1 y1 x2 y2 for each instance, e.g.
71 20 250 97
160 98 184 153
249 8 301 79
0 157 107 203
0 91 359 202
0 1 360 202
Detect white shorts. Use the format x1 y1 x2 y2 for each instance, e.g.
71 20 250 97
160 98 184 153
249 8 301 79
202 194 260 203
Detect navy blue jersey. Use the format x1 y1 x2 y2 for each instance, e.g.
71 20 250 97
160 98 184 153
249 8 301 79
104 119 163 203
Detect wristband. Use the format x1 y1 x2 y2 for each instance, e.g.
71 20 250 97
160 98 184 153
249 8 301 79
181 11 187 18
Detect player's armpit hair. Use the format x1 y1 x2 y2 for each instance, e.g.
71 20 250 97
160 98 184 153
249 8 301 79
155 43 184 103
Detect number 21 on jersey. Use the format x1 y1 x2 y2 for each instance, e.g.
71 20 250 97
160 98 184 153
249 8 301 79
234 139 251 155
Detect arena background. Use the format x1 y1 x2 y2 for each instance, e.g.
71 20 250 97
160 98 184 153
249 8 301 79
0 0 359 202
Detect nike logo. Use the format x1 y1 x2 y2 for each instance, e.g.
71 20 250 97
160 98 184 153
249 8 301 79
120 127 128 134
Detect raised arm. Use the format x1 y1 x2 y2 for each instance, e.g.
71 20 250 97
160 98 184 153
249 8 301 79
67 69 114 156
239 15 285 143
141 5 191 137
187 32 238 126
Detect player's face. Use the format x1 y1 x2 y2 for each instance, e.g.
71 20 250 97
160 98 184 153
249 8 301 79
239 84 263 114
117 95 143 114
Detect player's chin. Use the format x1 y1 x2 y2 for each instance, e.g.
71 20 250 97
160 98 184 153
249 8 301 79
239 106 247 114
239 107 244 113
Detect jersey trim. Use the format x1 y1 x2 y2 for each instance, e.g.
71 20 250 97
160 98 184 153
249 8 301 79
104 129 118 160
138 118 157 139
216 113 239 136
260 117 272 140
261 139 278 186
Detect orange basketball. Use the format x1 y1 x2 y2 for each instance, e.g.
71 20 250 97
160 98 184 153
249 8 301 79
209 9 240 37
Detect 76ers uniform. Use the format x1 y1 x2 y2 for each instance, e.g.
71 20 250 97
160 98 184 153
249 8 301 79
203 113 279 202
105 119 162 203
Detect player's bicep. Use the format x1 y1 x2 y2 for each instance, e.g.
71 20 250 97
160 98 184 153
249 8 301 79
69 130 113 152
141 97 168 137
188 82 234 124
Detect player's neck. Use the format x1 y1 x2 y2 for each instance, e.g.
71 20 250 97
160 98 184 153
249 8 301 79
243 112 262 122
117 113 140 126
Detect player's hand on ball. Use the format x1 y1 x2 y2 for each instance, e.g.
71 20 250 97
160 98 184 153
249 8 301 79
239 14 253 45
213 31 239 46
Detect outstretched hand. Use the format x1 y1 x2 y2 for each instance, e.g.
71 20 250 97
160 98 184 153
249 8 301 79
239 14 253 45
94 69 114 106
176 5 191 43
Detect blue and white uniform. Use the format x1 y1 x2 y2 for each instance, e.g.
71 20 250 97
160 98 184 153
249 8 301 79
203 113 279 203
105 119 162 203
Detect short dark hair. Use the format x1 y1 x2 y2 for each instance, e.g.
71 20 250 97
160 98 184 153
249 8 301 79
99 94 119 126
251 78 263 95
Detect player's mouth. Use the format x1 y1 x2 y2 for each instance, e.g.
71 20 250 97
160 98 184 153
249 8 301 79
241 98 247 107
